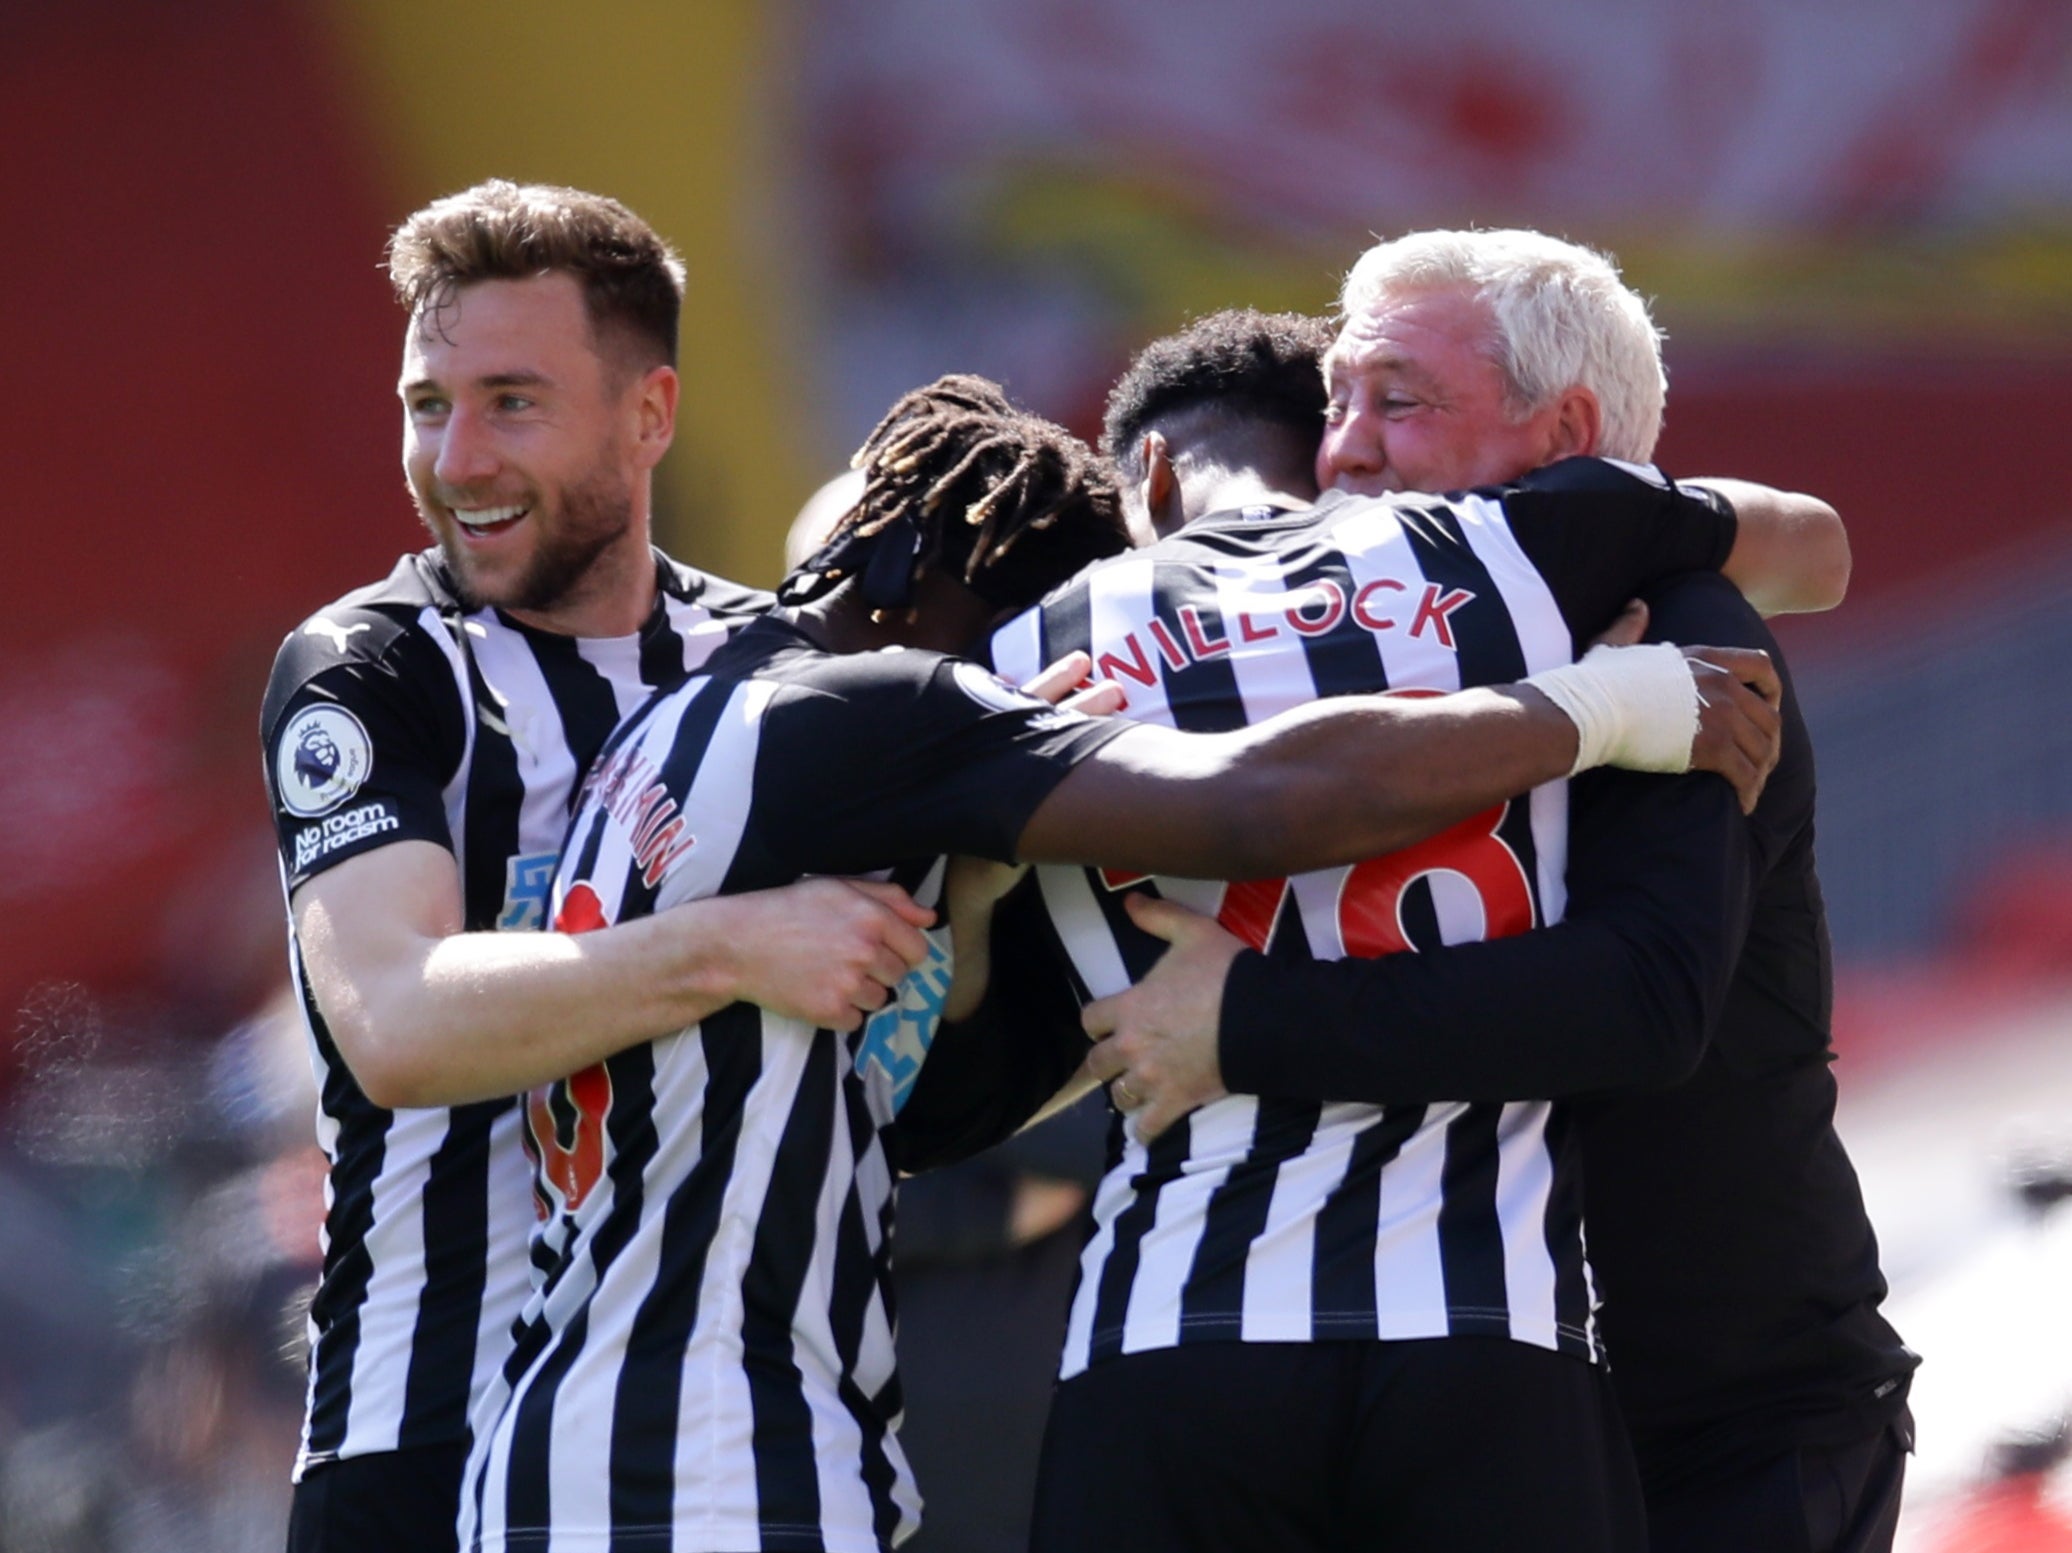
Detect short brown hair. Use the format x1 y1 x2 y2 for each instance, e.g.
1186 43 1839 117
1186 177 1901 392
386 179 685 369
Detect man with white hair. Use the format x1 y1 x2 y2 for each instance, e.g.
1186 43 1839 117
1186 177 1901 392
1077 234 1913 1553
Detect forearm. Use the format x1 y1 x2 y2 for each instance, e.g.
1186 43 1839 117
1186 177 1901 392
1219 913 1714 1105
1691 478 1849 615
1056 685 1576 880
1222 768 1753 1105
304 894 759 1108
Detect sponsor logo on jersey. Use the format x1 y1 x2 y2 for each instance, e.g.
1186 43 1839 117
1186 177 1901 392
855 929 952 1117
498 852 560 930
293 801 402 871
277 705 374 817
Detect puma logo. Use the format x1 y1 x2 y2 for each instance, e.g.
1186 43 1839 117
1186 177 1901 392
304 618 372 652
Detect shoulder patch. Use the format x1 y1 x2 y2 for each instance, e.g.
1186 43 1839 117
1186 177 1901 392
949 659 1041 716
275 704 375 817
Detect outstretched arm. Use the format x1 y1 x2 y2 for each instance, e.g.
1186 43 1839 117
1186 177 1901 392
297 841 934 1108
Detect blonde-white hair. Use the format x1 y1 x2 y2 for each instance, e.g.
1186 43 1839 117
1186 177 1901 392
1338 229 1666 461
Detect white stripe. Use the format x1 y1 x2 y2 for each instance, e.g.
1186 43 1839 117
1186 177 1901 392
571 630 650 722
664 593 738 676
988 602 1045 685
1454 494 1574 919
1058 1159 1137 1381
1239 1150 1323 1343
341 1106 449 1452
1493 1100 1562 1349
1328 499 1463 692
1367 1105 1452 1338
1118 1099 1258 1354
1210 546 1323 722
465 615 581 861
1034 867 1132 1000
470 1103 535 1422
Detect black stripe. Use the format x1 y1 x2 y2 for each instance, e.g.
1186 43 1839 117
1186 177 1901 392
302 974 385 1457
829 1069 902 1548
1398 505 1547 927
740 1038 841 1546
605 1006 762 1534
1275 536 1393 701
1540 1103 1596 1360
1397 502 1526 688
459 645 526 931
503 1041 663 1534
1088 1115 1195 1365
525 628 625 801
1149 558 1247 733
640 599 707 687
398 1097 511 1446
1040 577 1093 667
616 677 735 923
1176 1100 1321 1338
1436 1103 1511 1337
1309 1104 1427 1337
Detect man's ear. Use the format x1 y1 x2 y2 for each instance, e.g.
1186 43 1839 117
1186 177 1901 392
630 364 679 469
1140 431 1186 540
1545 386 1601 463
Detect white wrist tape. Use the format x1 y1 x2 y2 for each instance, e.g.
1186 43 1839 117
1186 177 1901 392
1524 643 1700 776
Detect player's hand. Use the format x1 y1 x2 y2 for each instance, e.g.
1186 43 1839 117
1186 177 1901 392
707 877 934 1030
1682 646 1783 814
1009 1177 1090 1245
1020 650 1125 718
1081 893 1243 1140
1590 598 1649 649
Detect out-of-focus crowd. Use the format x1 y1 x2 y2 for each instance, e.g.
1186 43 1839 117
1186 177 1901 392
0 982 319 1551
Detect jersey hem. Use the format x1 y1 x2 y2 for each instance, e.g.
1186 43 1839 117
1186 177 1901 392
1065 1309 1601 1380
472 1522 892 1553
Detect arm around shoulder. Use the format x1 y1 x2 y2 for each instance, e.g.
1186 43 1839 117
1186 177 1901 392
1690 478 1850 615
1015 686 1579 880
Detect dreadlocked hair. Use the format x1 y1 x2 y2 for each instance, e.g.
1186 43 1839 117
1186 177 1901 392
779 374 1130 613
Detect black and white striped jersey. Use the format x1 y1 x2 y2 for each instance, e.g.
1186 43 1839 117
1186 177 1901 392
260 548 768 1482
986 457 1736 1383
460 615 1128 1553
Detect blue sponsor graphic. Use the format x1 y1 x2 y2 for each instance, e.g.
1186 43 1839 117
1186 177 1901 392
855 932 953 1116
499 852 560 931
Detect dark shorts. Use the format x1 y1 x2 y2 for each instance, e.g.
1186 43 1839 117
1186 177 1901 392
1029 1338 1646 1553
287 1442 468 1553
1643 1411 1913 1553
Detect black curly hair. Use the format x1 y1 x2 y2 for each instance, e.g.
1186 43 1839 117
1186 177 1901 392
1101 308 1333 484
780 374 1131 613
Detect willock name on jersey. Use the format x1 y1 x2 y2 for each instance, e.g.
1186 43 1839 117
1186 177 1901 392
987 456 1738 1384
260 548 768 1481
459 617 1129 1553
